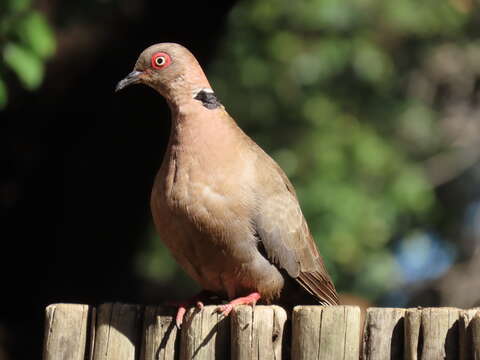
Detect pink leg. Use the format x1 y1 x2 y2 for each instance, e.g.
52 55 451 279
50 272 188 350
175 301 204 329
170 292 209 329
217 292 261 317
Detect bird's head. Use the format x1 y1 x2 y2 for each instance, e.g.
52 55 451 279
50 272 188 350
115 42 211 101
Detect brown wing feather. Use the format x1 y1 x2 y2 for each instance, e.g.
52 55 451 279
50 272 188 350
297 268 340 305
252 149 339 305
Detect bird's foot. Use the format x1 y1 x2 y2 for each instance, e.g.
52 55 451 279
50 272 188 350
175 300 204 329
169 291 212 329
217 292 261 317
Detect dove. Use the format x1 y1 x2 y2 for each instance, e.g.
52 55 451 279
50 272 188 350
116 43 339 327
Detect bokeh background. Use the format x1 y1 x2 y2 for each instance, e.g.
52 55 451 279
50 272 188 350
2 0 480 358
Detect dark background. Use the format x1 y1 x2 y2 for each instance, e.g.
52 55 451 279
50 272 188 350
1 1 235 358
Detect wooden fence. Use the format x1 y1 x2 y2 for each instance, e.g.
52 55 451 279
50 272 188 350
42 303 480 359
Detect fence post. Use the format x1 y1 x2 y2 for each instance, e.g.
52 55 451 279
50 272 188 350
140 305 178 360
405 308 421 360
43 304 90 360
92 303 143 360
362 308 405 360
418 307 460 360
230 305 287 360
179 305 229 360
459 308 480 360
292 305 361 360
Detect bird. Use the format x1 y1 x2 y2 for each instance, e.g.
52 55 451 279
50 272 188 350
116 43 339 327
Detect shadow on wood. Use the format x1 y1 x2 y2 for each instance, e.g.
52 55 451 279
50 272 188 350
362 308 404 360
141 305 178 360
43 303 480 360
180 305 229 360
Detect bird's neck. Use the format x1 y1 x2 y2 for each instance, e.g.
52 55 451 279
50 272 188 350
165 95 239 163
159 73 213 109
169 102 232 141
158 73 238 159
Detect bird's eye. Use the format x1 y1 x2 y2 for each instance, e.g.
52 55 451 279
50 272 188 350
151 52 171 69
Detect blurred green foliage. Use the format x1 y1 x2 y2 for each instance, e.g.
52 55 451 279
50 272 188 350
132 0 473 301
0 0 55 108
202 0 470 299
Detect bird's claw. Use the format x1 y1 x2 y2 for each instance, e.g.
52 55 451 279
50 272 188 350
175 306 186 329
175 301 204 329
216 292 261 317
216 304 234 317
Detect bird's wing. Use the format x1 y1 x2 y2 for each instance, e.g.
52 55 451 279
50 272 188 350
252 152 339 305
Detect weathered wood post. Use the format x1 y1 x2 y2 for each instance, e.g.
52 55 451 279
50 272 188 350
419 307 460 360
405 307 462 360
459 308 480 360
141 305 178 360
362 307 405 360
92 303 143 360
231 305 287 360
405 308 421 360
179 305 229 360
43 303 480 359
291 305 361 360
43 304 90 360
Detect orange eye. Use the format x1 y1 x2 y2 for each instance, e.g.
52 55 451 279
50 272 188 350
151 52 171 69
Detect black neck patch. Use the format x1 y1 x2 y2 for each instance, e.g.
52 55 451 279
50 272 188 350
194 90 222 109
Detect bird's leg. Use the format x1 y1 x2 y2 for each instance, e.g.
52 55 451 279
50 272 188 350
217 292 261 317
170 290 212 329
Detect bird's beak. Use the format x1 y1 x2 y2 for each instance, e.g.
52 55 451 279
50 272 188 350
115 70 143 92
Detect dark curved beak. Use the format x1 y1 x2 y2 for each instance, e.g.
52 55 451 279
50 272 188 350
115 70 142 92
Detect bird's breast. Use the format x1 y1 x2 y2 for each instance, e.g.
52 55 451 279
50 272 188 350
155 143 256 238
150 144 263 295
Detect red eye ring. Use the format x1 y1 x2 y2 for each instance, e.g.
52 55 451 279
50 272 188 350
151 52 171 69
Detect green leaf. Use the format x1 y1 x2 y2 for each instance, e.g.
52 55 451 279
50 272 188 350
3 43 44 89
0 78 7 109
15 11 56 59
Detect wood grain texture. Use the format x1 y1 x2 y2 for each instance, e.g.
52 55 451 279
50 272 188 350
460 308 480 360
43 303 480 359
291 306 320 360
43 303 90 360
292 305 361 360
472 311 480 360
92 303 143 360
362 307 405 360
179 305 229 360
404 308 421 360
141 306 178 360
231 305 287 360
420 307 460 360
